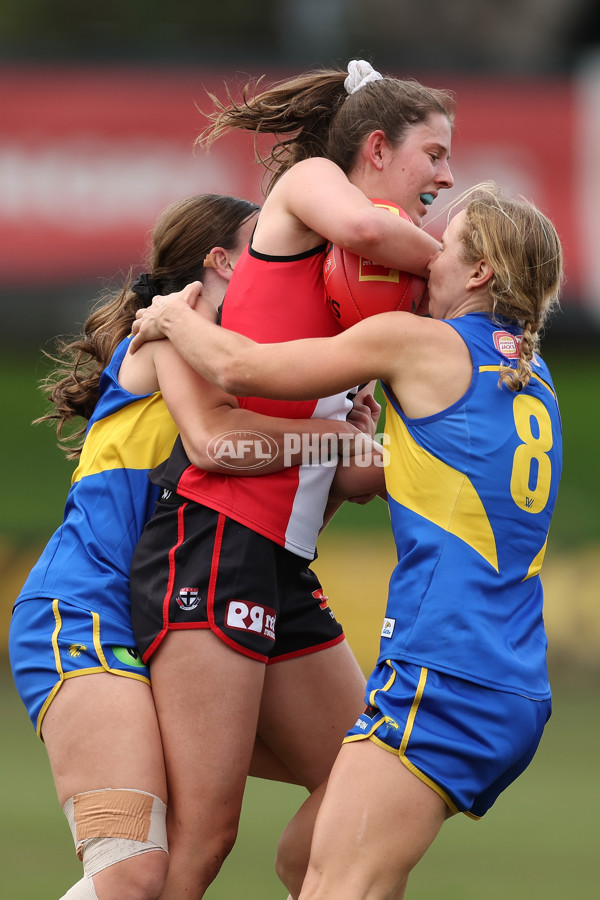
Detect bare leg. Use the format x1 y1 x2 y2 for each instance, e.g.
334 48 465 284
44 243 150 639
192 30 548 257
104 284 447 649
42 673 168 900
258 641 366 895
298 740 447 900
149 631 266 899
275 783 327 898
248 734 303 784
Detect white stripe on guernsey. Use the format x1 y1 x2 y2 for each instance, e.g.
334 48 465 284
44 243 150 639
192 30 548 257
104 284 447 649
284 392 355 558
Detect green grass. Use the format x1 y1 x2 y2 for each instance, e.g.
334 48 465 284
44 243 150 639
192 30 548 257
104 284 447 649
2 664 598 899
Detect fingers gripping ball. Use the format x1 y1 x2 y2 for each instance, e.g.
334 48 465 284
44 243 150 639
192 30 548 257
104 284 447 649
324 200 427 330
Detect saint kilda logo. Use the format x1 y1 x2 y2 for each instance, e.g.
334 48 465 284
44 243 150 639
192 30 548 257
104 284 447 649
177 587 200 611
207 430 279 470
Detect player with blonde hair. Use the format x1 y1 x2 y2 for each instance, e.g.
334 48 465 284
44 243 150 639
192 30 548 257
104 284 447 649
131 183 563 898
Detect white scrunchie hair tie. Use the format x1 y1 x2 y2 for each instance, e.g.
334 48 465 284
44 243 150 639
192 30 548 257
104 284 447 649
344 59 383 95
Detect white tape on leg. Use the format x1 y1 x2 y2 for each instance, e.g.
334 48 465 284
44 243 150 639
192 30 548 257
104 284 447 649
59 875 99 898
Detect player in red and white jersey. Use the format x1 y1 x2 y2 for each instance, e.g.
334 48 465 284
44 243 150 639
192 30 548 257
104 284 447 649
129 59 455 899
151 239 354 558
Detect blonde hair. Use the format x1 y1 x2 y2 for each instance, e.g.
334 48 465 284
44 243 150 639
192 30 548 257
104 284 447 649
37 194 259 459
459 183 563 391
198 63 455 194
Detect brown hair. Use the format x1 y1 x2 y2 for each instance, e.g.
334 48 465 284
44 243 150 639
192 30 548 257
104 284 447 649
38 193 259 459
459 183 563 391
198 63 455 194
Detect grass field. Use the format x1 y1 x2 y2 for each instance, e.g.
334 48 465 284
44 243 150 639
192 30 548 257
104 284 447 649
2 665 597 899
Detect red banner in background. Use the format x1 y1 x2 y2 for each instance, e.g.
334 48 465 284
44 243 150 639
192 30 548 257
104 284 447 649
0 65 264 284
0 65 582 303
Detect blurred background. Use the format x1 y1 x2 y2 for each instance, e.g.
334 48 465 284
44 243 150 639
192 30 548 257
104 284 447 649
1 2 599 897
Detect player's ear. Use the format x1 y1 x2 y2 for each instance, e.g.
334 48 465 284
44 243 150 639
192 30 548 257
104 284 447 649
364 130 390 171
467 259 494 291
203 247 234 281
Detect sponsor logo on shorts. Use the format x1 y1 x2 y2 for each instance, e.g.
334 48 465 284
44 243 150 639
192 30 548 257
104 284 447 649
381 617 396 639
225 600 276 641
355 706 378 730
177 587 200 610
68 643 87 658
312 587 335 620
112 646 146 668
493 330 522 359
207 431 279 470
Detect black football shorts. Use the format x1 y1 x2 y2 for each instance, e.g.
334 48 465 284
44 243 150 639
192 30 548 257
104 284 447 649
130 492 344 664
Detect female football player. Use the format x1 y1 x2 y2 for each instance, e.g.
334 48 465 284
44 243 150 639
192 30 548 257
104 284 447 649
128 59 455 898
9 193 373 900
131 183 563 899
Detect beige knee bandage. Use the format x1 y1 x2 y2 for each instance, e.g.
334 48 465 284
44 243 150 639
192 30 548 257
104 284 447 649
59 875 99 899
63 788 168 877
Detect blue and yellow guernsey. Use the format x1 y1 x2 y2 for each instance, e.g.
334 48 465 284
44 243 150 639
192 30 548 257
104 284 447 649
16 336 178 622
381 313 562 700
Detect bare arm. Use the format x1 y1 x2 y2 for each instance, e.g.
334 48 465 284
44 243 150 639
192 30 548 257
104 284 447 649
149 338 358 475
321 385 386 527
254 158 440 277
130 283 473 420
132 287 397 400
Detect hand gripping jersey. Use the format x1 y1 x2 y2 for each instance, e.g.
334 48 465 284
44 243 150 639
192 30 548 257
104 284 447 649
381 313 562 699
153 241 354 560
14 337 178 621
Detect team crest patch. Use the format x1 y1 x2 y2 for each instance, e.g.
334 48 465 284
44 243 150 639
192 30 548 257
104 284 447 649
381 617 396 639
493 330 522 359
177 587 200 610
68 643 87 658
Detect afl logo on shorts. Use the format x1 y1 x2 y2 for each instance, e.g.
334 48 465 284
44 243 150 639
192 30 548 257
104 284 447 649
177 587 200 610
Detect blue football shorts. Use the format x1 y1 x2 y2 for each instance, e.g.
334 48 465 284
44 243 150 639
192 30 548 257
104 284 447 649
9 597 150 736
344 659 551 818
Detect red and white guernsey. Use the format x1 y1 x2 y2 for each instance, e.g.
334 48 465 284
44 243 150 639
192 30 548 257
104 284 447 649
152 240 354 560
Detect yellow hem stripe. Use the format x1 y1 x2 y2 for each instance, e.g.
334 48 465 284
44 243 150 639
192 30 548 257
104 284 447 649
35 600 151 739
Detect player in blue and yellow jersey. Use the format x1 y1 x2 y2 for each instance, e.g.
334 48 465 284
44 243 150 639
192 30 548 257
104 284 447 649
132 183 563 899
8 194 262 900
10 193 342 900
